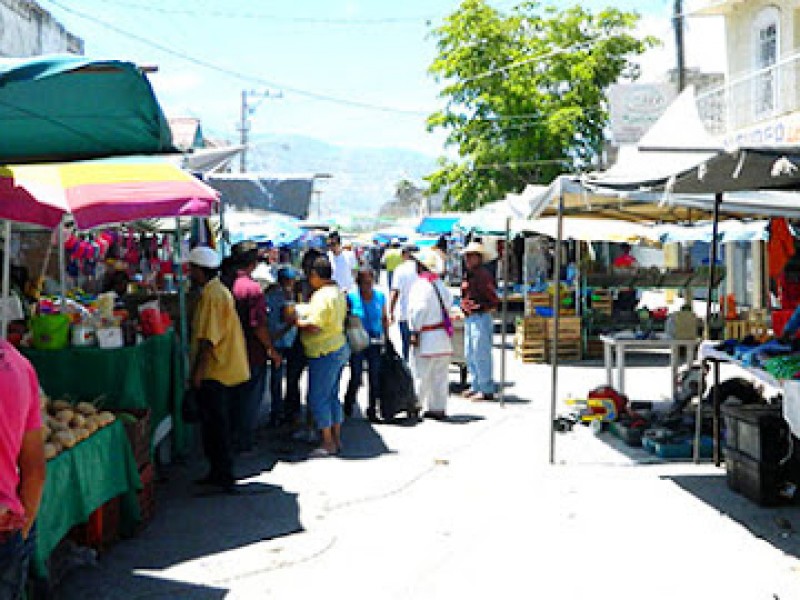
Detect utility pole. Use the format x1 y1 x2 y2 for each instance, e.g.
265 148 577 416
673 0 686 92
238 89 283 173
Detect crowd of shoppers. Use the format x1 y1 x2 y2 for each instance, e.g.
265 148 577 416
183 232 497 480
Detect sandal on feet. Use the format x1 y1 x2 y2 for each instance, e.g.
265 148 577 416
309 447 335 459
423 410 447 421
470 392 495 402
461 389 478 398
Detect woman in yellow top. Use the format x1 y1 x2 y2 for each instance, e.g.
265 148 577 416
292 256 349 457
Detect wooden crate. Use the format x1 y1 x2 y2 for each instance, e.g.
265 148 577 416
518 316 582 341
590 289 613 316
527 292 551 308
515 336 582 363
725 319 769 340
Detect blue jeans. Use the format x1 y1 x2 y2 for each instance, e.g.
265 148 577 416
398 320 411 361
465 312 495 394
307 344 349 430
269 348 289 422
232 364 267 452
0 527 34 600
345 343 383 412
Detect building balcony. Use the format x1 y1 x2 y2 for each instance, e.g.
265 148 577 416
686 0 747 16
695 49 800 142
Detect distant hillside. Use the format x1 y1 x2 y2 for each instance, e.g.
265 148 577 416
248 134 438 219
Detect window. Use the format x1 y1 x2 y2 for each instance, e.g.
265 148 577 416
753 6 780 118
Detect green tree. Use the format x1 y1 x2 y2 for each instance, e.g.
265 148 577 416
427 0 656 211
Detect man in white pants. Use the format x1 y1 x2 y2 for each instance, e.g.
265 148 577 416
407 253 453 420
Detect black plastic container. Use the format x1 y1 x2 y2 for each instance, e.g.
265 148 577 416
724 447 790 507
721 404 789 464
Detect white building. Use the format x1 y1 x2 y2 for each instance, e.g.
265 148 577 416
691 0 800 145
0 0 83 57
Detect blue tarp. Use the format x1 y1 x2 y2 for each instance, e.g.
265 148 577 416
416 216 460 235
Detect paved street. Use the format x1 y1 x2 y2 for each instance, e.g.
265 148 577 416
55 334 800 600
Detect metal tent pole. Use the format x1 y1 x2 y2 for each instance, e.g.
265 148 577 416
58 217 67 303
1 221 11 339
176 218 189 373
694 192 722 463
549 194 565 465
500 216 511 407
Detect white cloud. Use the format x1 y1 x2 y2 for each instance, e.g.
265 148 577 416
150 71 205 96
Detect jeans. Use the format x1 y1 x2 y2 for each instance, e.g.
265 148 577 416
196 380 235 484
0 527 34 600
284 338 308 422
307 344 349 430
231 364 267 452
269 348 289 422
465 312 495 394
345 343 382 413
398 320 411 361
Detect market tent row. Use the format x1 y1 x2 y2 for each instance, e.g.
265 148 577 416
526 150 800 466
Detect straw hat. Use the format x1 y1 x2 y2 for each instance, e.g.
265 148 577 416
461 241 490 260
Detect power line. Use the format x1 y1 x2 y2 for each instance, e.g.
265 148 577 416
93 0 439 25
43 0 433 117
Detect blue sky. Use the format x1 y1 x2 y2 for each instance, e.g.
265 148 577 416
40 0 723 156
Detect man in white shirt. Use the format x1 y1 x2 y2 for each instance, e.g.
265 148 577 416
408 254 453 420
327 231 355 291
388 245 419 360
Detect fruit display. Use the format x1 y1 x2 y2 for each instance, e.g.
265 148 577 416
39 389 116 460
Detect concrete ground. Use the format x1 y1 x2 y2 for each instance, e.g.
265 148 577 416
52 324 800 600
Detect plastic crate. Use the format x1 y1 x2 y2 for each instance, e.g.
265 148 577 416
721 404 788 464
724 447 789 506
609 421 644 447
68 496 121 552
136 462 156 532
116 408 152 469
652 439 693 459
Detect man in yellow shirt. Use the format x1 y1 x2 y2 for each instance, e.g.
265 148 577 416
189 246 249 492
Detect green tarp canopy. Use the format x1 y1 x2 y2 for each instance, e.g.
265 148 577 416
0 55 175 163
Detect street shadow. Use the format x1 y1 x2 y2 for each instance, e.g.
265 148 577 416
51 571 228 600
441 414 485 424
338 417 394 461
663 473 800 559
54 467 302 599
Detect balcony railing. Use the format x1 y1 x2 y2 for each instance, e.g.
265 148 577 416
695 49 800 139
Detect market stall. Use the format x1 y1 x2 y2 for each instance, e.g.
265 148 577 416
0 54 218 585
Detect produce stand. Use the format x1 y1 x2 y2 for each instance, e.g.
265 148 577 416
33 419 142 578
22 329 187 455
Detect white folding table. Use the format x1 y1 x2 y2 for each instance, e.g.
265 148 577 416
600 335 700 397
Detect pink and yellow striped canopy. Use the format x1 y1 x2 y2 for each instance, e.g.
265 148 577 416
0 156 218 229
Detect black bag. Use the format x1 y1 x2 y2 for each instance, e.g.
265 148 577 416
378 340 418 420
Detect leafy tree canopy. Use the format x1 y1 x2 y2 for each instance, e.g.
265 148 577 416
426 0 657 211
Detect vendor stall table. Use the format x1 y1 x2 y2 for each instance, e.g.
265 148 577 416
601 335 699 397
33 419 141 578
23 329 186 455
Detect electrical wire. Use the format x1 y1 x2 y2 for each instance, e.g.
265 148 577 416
42 0 433 117
93 0 440 25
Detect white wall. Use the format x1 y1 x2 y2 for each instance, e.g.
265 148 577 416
0 0 83 57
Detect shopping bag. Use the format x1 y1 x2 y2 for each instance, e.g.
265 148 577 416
345 314 370 353
378 340 417 420
30 314 70 350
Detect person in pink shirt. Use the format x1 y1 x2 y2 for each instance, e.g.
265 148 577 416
0 341 45 599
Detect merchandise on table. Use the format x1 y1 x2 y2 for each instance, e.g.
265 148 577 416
39 389 116 460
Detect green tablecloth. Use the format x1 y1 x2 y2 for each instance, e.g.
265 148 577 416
23 330 187 455
33 420 142 577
